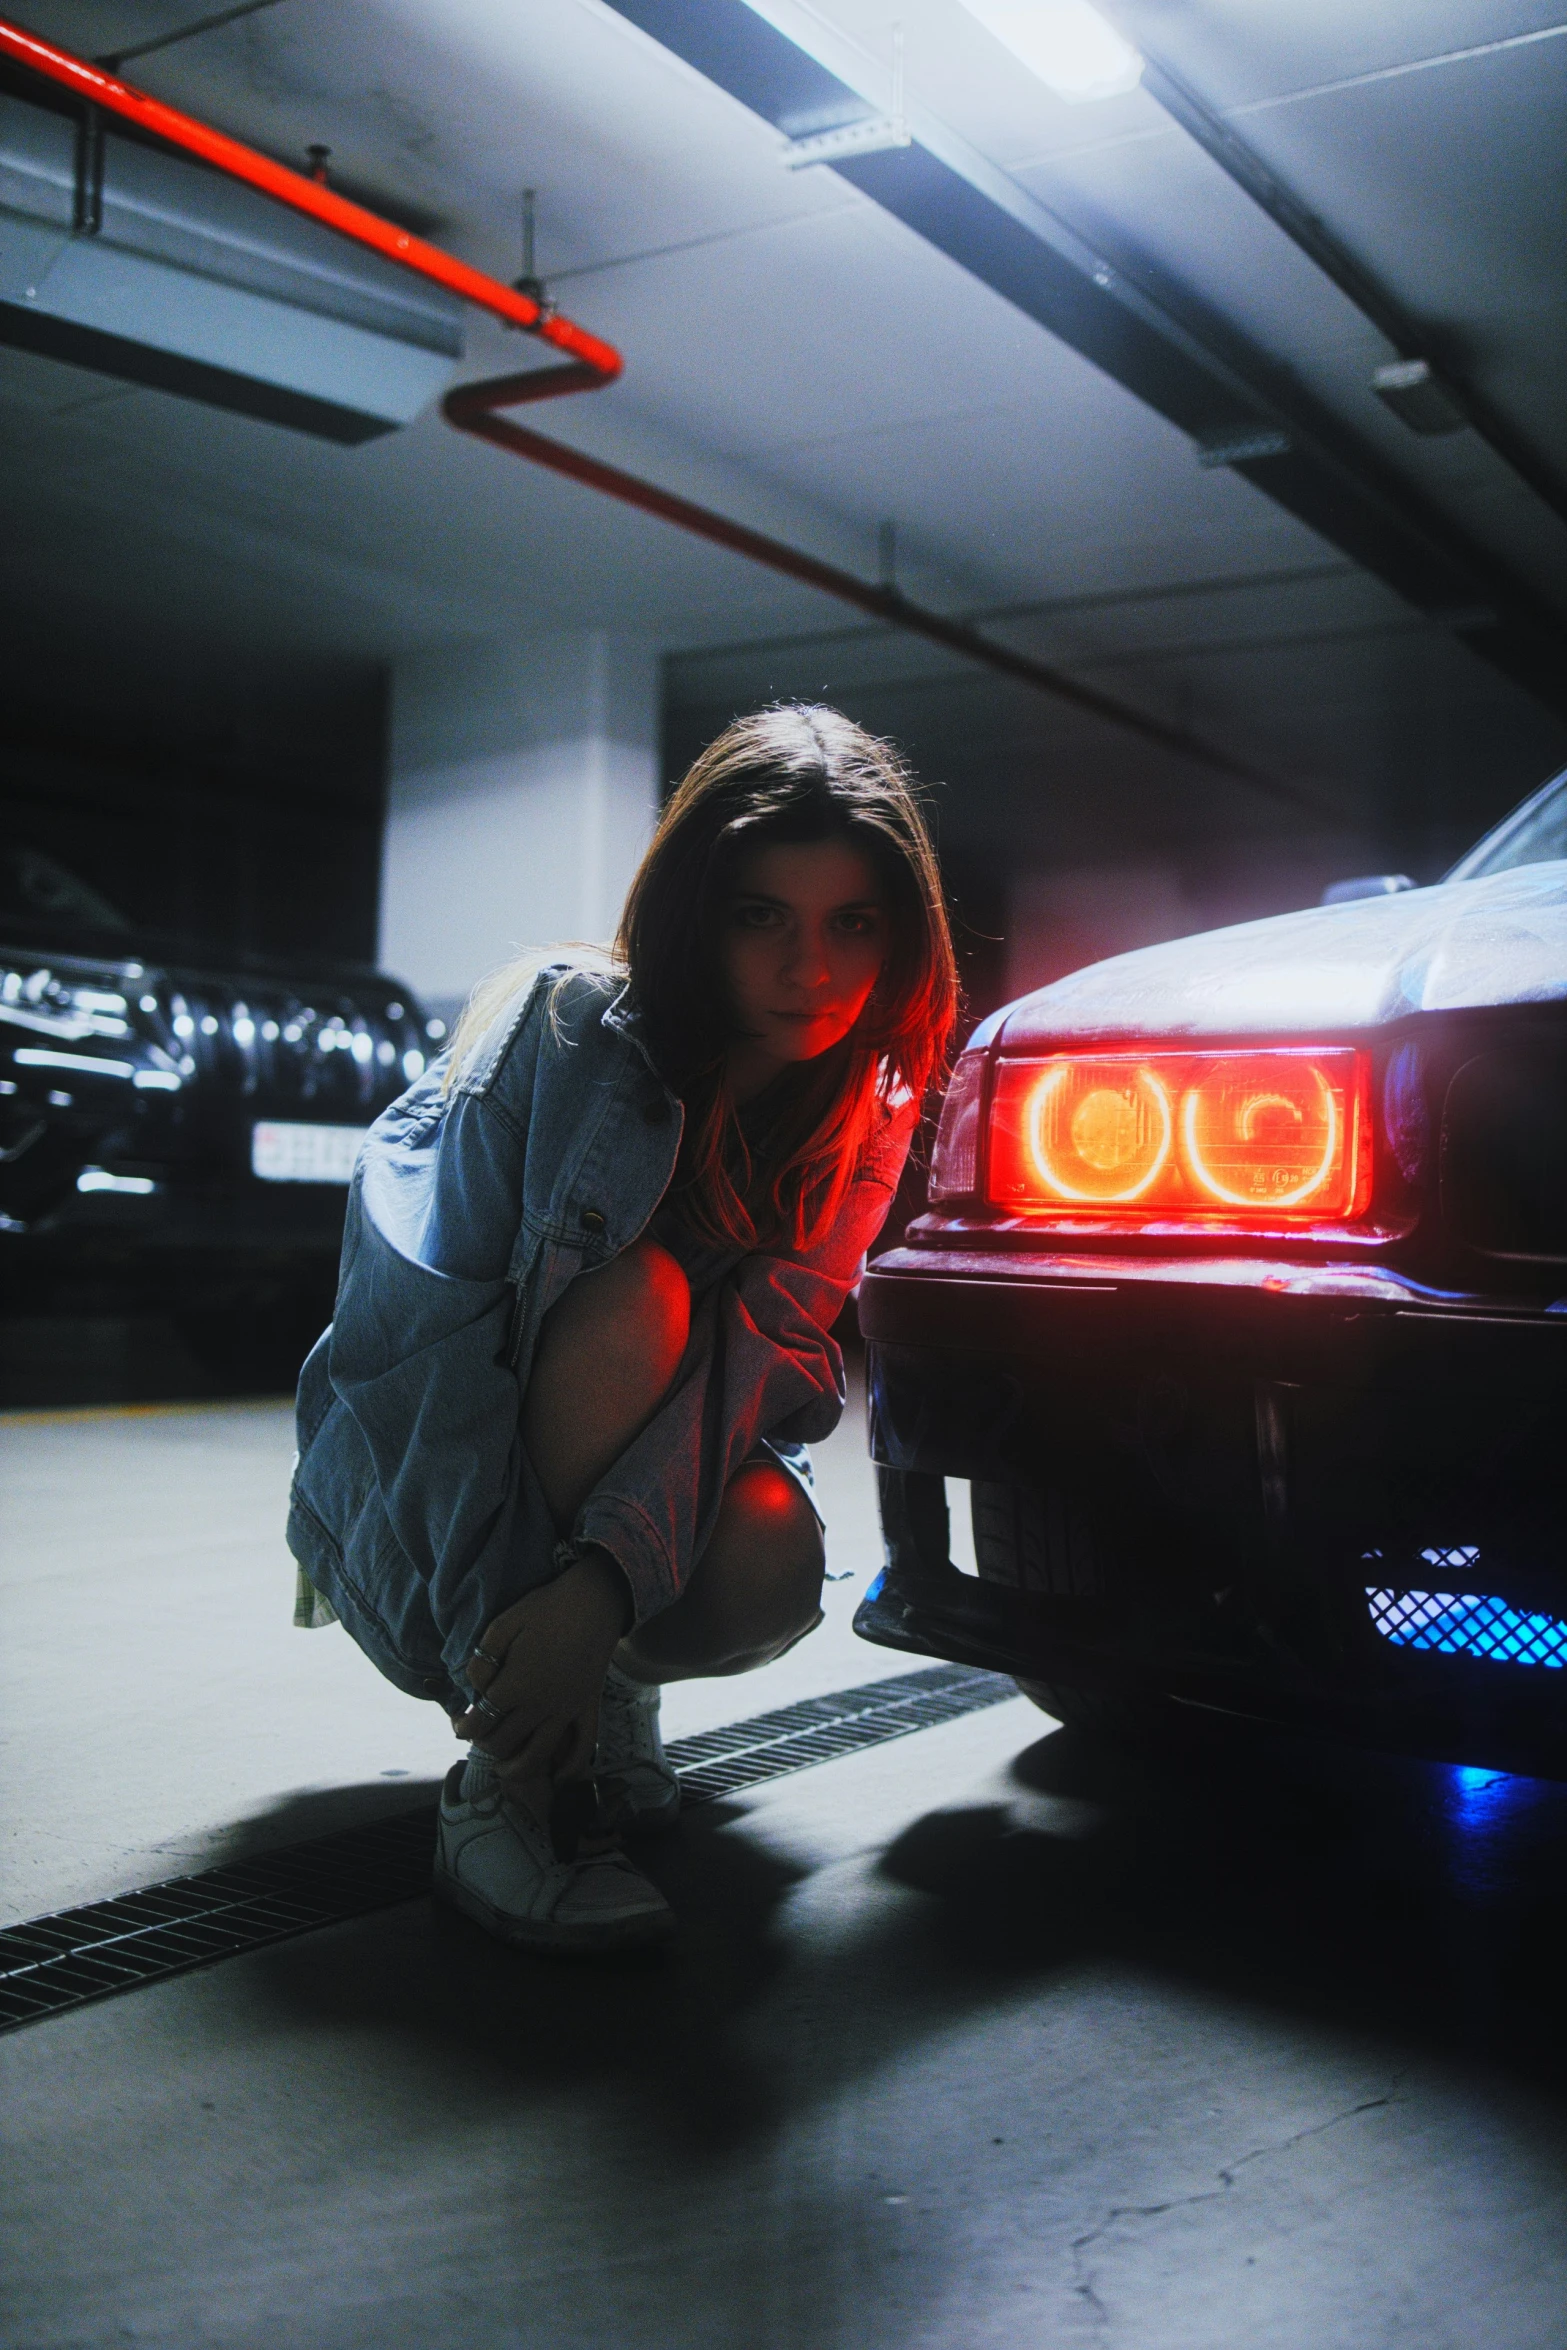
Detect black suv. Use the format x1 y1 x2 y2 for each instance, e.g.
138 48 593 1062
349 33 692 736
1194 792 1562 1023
2 841 438 1337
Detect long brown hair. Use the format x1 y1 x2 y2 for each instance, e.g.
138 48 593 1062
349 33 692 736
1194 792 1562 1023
618 705 957 1253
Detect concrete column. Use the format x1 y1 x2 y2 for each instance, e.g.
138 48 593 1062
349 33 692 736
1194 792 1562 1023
378 632 659 1024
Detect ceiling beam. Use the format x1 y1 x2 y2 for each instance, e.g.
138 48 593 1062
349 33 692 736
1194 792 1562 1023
605 0 1567 725
1113 19 1567 535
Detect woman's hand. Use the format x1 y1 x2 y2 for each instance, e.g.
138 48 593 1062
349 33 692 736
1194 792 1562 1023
453 1545 633 1800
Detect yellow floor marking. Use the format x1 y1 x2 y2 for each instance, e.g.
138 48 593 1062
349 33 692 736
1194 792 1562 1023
0 1396 293 1427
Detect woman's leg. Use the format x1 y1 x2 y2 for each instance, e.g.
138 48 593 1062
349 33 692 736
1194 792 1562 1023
616 1459 825 1683
521 1235 691 1527
454 1239 691 1799
459 1242 824 1806
520 1239 825 1678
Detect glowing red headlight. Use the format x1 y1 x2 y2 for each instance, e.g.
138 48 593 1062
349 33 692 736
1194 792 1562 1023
988 1048 1369 1223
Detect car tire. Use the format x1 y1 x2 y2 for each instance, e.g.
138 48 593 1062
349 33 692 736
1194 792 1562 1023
971 1479 1170 1744
1011 1677 1163 1738
971 1476 1099 1596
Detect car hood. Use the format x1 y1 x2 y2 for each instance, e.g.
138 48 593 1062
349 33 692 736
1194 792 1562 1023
990 861 1567 1046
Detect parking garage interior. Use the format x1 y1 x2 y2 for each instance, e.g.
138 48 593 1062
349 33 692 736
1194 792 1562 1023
3 3 1567 2344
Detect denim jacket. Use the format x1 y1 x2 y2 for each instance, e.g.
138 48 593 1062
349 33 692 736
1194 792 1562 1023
286 966 917 1707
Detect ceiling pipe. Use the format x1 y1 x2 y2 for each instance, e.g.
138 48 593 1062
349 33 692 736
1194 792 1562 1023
1 12 1295 801
0 14 619 378
442 368 1298 799
606 1 1567 725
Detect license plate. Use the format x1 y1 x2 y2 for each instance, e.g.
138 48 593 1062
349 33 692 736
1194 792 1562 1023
251 1121 367 1184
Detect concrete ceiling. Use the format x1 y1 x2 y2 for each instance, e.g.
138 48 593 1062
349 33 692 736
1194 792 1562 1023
3 0 1565 866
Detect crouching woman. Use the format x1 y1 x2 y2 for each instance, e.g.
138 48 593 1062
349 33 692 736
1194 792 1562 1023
287 705 956 1953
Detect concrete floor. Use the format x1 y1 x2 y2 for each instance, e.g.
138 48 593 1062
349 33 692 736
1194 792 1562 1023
4 1372 1567 2347
0 1367 920 1922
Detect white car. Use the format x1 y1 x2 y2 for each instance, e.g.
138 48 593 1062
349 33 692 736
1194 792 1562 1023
855 766 1567 1776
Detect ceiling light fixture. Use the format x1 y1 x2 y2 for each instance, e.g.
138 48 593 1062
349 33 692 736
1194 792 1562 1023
955 0 1143 102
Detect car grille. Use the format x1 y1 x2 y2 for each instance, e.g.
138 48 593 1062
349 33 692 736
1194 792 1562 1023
1 949 441 1232
1366 1563 1567 1671
150 973 432 1115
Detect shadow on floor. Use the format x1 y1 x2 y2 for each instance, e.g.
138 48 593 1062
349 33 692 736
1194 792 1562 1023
234 1713 1567 2148
11 1720 1567 2350
243 1791 816 2157
144 1775 450 1878
880 1717 1567 2087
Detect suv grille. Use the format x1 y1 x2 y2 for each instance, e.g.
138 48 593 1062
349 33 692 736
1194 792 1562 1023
1 949 439 1228
153 975 429 1114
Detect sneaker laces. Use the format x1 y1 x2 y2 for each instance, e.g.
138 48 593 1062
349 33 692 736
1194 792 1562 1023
549 1775 632 1861
596 1663 661 1769
462 1749 632 1863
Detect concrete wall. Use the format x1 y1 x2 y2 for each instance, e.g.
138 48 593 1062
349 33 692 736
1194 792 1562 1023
379 631 658 1022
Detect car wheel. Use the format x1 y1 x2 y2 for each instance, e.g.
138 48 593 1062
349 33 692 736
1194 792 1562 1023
972 1480 1170 1744
971 1476 1099 1596
1011 1677 1165 1738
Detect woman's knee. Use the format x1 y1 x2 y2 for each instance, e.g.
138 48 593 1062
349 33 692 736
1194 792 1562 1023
595 1236 691 1377
694 1463 825 1662
619 1460 825 1681
722 1460 823 1580
539 1234 690 1388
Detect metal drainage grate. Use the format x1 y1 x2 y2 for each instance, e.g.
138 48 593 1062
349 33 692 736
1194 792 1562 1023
664 1662 1016 1800
0 1807 438 2033
1366 1581 1567 1670
0 1664 1016 2032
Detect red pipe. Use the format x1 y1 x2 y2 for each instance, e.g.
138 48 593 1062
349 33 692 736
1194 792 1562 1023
0 15 620 380
1 14 1289 797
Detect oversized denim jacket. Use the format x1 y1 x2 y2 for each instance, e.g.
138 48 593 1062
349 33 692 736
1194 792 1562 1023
286 966 917 1708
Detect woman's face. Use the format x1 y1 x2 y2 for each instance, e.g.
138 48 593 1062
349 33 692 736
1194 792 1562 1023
720 836 886 1099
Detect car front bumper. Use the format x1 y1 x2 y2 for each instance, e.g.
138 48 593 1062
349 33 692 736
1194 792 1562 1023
854 1245 1567 1774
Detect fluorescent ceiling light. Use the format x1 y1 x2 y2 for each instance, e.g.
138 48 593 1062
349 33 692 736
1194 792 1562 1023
956 0 1143 102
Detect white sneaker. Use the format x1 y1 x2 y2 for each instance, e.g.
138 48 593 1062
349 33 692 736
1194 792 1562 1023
434 1759 674 1953
593 1662 681 1830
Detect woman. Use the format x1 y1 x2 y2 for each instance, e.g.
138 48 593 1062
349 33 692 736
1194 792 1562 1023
288 705 957 1953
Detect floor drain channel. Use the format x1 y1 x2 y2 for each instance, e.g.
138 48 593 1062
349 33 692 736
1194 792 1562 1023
0 1665 1017 2031
665 1663 1016 1800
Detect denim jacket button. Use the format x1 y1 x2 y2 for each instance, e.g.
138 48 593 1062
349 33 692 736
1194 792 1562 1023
580 1206 607 1233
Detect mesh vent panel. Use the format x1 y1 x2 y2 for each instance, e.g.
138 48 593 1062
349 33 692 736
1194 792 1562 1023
1366 1557 1567 1670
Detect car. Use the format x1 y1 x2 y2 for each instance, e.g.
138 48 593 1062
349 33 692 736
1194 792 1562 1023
854 764 1567 1778
1 839 440 1362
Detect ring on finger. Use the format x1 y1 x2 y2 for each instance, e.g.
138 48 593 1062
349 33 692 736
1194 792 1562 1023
466 1693 505 1729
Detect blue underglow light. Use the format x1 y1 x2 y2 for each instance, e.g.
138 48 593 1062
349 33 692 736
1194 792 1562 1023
1443 1761 1530 1843
1366 1585 1567 1669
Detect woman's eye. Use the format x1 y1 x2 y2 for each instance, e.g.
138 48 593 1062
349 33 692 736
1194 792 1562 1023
833 909 881 936
733 902 782 929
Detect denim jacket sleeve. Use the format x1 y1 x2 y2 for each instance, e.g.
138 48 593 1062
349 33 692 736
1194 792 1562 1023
301 976 557 1674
